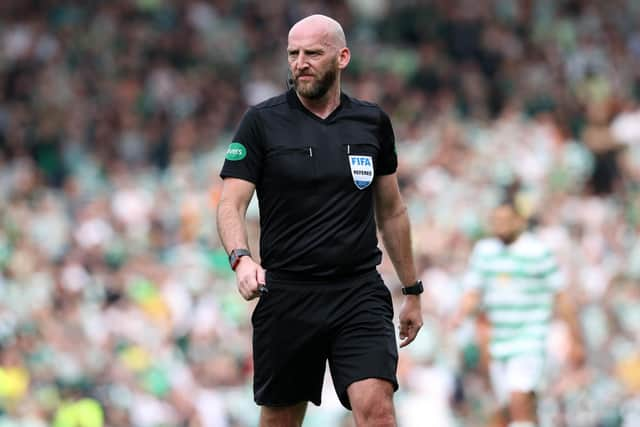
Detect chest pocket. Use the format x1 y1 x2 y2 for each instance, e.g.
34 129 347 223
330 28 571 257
342 143 378 190
265 145 316 188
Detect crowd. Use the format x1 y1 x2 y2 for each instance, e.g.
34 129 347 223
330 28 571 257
1 0 640 426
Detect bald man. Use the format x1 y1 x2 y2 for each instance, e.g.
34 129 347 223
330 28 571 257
217 15 423 427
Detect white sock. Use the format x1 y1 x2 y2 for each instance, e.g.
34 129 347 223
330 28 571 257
508 422 536 427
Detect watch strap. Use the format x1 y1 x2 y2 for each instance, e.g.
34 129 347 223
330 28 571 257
229 248 251 271
401 280 424 295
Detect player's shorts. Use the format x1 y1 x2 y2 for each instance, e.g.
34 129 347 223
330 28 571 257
489 354 545 406
251 269 398 410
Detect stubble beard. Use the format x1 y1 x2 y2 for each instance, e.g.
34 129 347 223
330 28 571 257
295 65 338 100
498 231 520 244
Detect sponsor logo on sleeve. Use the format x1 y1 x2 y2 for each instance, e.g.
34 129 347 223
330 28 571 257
225 142 246 161
348 155 374 189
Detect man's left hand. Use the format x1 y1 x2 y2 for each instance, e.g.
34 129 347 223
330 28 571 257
398 295 423 348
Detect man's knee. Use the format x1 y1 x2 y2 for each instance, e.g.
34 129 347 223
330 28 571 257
348 379 396 427
509 391 537 422
259 402 308 427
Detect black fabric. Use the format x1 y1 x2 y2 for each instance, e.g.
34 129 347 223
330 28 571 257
251 271 398 410
220 89 398 278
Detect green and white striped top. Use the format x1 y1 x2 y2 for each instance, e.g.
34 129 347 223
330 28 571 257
464 232 564 360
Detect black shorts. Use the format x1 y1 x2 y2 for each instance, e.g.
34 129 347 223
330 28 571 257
251 270 398 410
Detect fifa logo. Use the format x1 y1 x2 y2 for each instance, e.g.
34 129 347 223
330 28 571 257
351 157 371 166
348 155 374 189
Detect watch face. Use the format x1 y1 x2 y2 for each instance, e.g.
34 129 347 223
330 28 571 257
229 249 251 270
230 252 241 267
229 251 239 269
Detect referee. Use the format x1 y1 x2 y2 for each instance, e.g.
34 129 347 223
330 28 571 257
217 14 423 427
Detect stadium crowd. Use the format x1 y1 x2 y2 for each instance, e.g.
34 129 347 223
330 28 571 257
1 0 640 426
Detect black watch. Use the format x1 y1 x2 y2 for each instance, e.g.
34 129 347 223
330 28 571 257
401 280 424 295
229 248 251 271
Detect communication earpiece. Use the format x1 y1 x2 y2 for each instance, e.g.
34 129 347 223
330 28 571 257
287 69 294 89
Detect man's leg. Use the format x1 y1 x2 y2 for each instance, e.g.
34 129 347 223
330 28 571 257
504 354 544 427
259 402 308 427
488 359 510 427
252 282 328 423
347 378 396 427
488 407 509 427
508 391 537 427
328 277 398 422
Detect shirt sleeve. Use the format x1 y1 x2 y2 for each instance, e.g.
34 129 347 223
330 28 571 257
376 109 398 175
220 107 264 184
542 250 566 292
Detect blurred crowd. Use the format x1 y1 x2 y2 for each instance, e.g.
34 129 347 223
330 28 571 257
1 0 640 426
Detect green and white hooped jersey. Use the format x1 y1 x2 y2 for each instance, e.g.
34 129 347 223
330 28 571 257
464 233 564 360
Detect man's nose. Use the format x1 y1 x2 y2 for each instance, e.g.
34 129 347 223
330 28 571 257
295 54 308 70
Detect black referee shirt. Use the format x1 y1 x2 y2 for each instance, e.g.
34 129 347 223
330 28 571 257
220 89 397 279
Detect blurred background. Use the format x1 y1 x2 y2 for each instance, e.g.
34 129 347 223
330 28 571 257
1 0 640 426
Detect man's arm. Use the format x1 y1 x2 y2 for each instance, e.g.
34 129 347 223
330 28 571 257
216 177 265 300
555 290 585 366
449 289 482 329
374 173 422 347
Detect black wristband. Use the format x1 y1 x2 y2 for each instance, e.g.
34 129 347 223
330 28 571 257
229 248 251 271
401 280 424 295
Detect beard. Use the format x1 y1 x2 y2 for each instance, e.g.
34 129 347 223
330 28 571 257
497 231 519 244
294 64 338 100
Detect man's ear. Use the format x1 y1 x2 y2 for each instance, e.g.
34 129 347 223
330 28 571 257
338 47 351 70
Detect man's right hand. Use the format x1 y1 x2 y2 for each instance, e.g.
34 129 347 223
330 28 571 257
235 256 266 300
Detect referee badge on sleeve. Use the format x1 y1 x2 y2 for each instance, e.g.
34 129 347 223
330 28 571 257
349 155 374 189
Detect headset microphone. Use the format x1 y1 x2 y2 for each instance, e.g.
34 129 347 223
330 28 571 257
287 70 294 89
